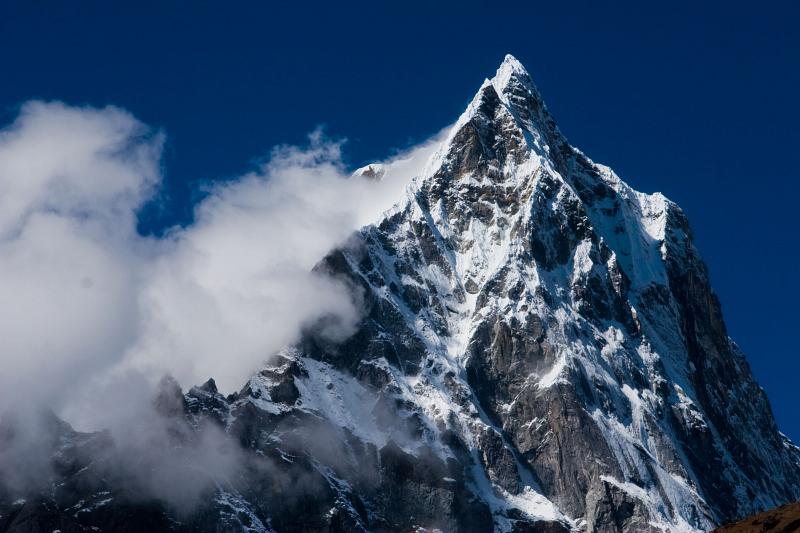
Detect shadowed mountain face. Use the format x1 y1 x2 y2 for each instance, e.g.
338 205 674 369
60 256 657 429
1 56 798 533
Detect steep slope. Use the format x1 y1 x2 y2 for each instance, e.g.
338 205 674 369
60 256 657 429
256 55 800 530
1 55 798 533
714 502 800 532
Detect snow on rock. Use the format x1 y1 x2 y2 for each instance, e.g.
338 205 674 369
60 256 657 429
353 163 386 181
4 54 798 533
258 53 800 531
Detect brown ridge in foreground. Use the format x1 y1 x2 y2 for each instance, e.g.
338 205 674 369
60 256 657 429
715 502 800 532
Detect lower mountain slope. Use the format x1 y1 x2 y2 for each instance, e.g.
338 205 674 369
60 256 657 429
714 502 800 532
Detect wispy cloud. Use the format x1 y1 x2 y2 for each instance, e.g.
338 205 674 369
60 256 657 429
0 101 444 431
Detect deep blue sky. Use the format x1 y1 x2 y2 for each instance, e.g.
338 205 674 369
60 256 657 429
2 1 798 440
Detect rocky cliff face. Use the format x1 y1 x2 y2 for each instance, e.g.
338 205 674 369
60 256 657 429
1 55 798 533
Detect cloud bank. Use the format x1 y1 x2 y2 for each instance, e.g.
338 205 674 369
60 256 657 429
0 101 444 431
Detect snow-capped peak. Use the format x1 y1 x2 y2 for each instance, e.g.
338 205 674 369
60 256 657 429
491 53 531 93
9 53 799 533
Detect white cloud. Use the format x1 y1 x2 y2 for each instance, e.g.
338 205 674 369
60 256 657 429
0 101 161 237
0 101 445 430
0 102 158 411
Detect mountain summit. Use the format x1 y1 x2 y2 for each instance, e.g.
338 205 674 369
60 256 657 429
2 56 798 533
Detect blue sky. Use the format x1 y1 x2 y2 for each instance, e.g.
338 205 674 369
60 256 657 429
1 1 798 440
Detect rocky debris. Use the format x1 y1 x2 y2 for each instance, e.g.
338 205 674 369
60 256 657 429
714 501 800 532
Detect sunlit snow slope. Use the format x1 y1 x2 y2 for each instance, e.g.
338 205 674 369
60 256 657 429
241 55 800 531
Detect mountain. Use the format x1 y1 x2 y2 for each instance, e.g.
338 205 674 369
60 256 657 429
1 55 798 533
713 502 800 532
